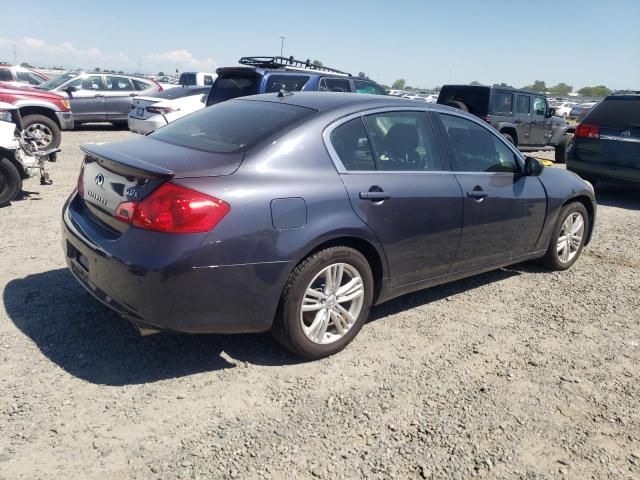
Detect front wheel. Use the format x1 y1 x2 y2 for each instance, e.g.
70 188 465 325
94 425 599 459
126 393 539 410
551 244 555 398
541 202 589 271
0 157 23 206
272 247 374 359
22 114 61 149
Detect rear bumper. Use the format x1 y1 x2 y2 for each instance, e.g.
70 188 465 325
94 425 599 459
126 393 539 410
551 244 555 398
567 156 640 184
127 115 165 135
61 193 290 334
55 111 74 130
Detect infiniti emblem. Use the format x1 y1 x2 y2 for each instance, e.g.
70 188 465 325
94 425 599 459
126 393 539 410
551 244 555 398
95 173 105 186
622 130 631 138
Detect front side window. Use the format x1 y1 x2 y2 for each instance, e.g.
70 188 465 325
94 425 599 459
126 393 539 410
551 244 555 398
363 111 442 171
491 92 514 114
16 70 45 85
533 96 547 116
330 118 375 171
439 114 520 173
265 75 310 93
516 95 530 114
353 80 387 95
319 78 350 93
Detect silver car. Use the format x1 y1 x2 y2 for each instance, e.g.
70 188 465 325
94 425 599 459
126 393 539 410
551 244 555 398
36 72 162 126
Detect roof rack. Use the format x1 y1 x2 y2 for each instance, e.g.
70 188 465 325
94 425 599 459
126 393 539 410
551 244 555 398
238 56 351 76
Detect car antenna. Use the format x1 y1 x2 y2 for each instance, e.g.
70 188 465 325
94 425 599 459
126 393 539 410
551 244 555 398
277 89 294 98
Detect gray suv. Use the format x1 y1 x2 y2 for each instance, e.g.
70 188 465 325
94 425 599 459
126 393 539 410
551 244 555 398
438 85 575 163
36 72 162 126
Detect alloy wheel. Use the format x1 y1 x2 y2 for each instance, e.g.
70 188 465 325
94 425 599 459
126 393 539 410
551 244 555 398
557 212 585 263
25 123 53 149
300 263 365 345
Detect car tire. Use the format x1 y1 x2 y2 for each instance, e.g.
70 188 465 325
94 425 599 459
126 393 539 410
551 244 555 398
0 157 23 207
443 100 469 112
541 202 589 271
22 114 61 150
502 132 515 145
554 134 573 164
272 247 374 359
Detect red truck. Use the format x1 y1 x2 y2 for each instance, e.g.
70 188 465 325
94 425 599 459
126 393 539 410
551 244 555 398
0 82 73 149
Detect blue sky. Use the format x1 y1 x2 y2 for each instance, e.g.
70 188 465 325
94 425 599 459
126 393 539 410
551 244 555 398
1 0 638 89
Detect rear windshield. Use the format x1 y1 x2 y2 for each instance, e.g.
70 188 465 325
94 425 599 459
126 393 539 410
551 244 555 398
438 86 490 116
584 98 640 129
208 74 260 104
153 86 211 100
150 99 315 153
178 73 196 85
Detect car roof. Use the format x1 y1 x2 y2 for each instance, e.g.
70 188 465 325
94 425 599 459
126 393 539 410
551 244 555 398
442 84 545 97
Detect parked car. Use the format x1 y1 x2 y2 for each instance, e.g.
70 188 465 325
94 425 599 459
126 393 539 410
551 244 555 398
177 72 217 86
62 92 595 359
35 71 162 126
567 94 640 185
205 56 387 106
0 82 73 149
128 86 211 135
387 89 405 96
555 101 578 118
0 63 48 87
437 84 575 163
424 94 438 103
569 102 597 121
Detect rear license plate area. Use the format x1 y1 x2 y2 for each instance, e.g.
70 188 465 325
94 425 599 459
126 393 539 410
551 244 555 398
67 241 89 272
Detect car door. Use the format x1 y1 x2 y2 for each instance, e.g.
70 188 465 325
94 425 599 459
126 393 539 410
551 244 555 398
104 76 137 121
514 94 532 145
64 75 107 122
434 112 547 272
326 109 463 287
530 96 552 146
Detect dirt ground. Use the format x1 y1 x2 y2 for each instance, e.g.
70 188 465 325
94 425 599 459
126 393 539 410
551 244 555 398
1 127 639 480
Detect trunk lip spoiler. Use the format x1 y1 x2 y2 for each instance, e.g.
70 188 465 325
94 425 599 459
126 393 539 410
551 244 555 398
80 143 175 179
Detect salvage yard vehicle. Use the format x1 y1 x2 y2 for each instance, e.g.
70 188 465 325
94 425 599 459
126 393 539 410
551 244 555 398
35 71 162 127
437 85 576 163
0 62 48 87
567 93 640 185
206 56 387 106
62 93 596 359
0 82 73 149
0 102 57 206
128 86 211 135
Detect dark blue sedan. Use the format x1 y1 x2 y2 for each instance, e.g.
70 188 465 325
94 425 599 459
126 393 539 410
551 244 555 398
62 93 596 359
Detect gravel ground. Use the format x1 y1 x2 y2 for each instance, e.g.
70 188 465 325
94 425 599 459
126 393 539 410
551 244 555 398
1 127 639 480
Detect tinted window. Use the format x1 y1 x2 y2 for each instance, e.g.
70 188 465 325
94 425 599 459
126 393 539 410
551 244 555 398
16 70 45 85
133 79 151 90
203 75 214 85
319 78 350 93
209 74 260 104
0 68 13 81
105 76 133 91
584 97 640 129
265 75 310 93
363 111 442 171
440 114 519 173
150 99 314 153
438 86 490 116
353 80 387 95
38 72 79 90
153 86 210 100
491 92 514 114
330 118 375 171
179 73 196 85
516 95 530 114
532 97 546 116
81 75 104 90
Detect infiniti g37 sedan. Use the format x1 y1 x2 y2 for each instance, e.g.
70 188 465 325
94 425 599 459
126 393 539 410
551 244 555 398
62 93 596 359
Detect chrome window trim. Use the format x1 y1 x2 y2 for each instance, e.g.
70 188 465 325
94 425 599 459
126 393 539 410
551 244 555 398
600 135 640 144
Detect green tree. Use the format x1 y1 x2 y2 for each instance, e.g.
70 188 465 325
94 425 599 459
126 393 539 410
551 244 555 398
523 80 546 93
391 78 406 90
548 82 572 96
469 80 482 86
493 82 512 88
94 67 101 72
20 62 34 68
117 71 124 74
358 72 369 79
158 71 165 76
577 85 612 97
312 60 323 67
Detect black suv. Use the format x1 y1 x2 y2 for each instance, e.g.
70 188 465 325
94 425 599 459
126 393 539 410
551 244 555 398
437 85 575 163
567 93 640 185
205 56 387 107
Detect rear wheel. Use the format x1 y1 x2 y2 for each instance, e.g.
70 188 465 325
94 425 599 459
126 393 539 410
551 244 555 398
22 114 61 149
443 100 469 112
541 202 588 271
554 134 573 164
0 157 23 206
272 247 374 359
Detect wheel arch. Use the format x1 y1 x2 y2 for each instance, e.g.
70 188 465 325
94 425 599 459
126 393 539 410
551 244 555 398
562 195 595 245
498 125 518 145
0 148 27 178
17 106 61 128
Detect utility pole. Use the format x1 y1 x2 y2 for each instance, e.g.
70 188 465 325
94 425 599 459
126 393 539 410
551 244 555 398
449 70 452 83
138 58 142 74
279 35 286 57
13 44 17 64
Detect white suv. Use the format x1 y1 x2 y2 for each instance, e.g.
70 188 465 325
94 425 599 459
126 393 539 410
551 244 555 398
0 63 48 87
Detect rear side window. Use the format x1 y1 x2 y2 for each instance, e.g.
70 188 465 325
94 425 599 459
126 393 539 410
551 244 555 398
491 92 514 114
133 79 151 90
330 118 375 171
363 112 442 171
105 76 133 91
150 99 315 153
439 114 519 173
584 98 640 129
319 78 351 93
438 86 490 116
209 75 260 104
516 95 530 114
353 80 387 95
0 68 12 81
265 75 310 93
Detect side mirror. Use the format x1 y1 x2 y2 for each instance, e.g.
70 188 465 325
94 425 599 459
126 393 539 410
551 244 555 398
200 94 206 103
64 86 77 97
524 156 544 176
546 107 555 118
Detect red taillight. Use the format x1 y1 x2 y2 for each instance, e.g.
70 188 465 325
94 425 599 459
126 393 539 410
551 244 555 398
77 166 84 198
575 123 600 139
115 183 230 234
146 106 178 114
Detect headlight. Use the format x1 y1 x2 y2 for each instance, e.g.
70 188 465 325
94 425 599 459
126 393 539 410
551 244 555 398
61 99 70 110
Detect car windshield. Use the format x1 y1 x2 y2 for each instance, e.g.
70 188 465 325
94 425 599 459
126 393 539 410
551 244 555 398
150 99 316 153
37 72 80 90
